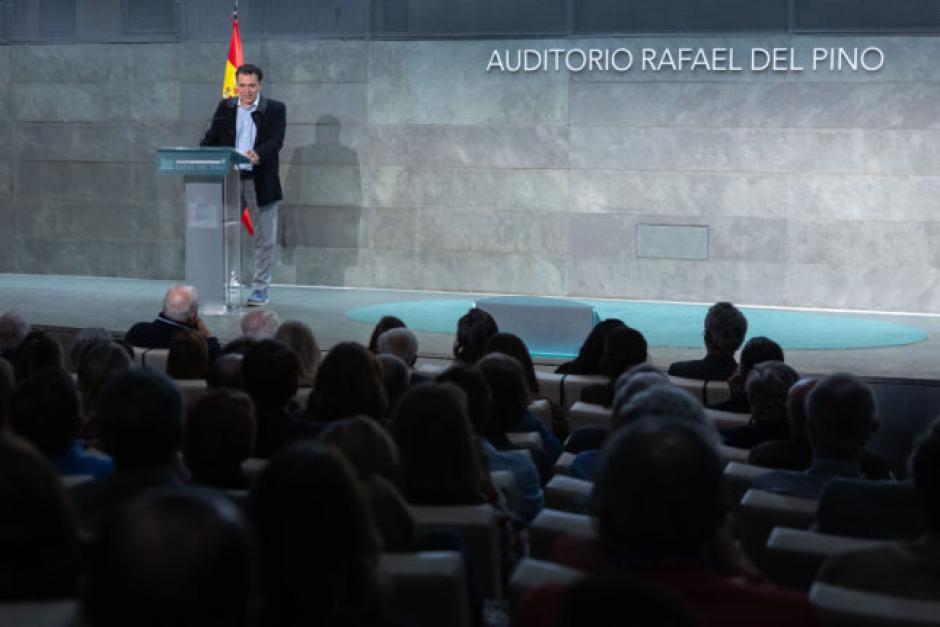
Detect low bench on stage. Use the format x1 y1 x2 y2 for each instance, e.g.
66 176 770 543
475 296 599 357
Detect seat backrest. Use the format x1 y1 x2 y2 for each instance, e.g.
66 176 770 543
668 376 733 405
141 348 169 372
529 508 595 561
738 488 818 571
561 374 609 409
704 408 750 431
380 551 472 627
174 378 208 409
414 362 448 378
509 558 586 608
763 527 882 590
490 470 519 515
723 461 770 506
506 431 545 454
553 451 577 476
131 345 147 367
535 371 564 405
241 457 269 481
527 398 553 430
409 504 502 599
718 444 749 464
567 401 611 432
61 474 94 488
0 599 82 627
545 475 592 514
809 582 940 627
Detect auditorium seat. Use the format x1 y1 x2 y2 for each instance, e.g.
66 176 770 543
0 599 81 627
737 489 817 570
409 504 502 599
140 348 169 371
553 451 577 476
414 361 447 378
241 457 269 481
174 378 208 408
529 509 595 561
718 444 750 463
545 475 592 514
507 431 544 454
560 374 608 409
723 460 770 506
567 401 611 432
668 375 731 405
131 345 147 367
61 474 93 488
490 470 519 515
535 371 564 405
809 582 940 627
527 398 553 430
509 558 586 608
705 408 750 431
380 551 472 627
764 527 882 590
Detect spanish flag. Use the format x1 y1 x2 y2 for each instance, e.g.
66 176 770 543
221 3 243 98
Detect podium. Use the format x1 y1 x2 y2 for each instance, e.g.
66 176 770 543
156 147 250 315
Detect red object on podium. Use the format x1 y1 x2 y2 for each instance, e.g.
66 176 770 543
241 208 254 236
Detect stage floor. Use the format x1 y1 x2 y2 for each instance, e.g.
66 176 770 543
4 273 940 381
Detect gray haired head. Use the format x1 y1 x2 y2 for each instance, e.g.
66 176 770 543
0 311 30 353
611 364 671 419
377 327 419 367
613 384 715 439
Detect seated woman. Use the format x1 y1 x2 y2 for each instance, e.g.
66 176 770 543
274 320 322 388
453 308 498 365
579 326 648 407
305 342 388 424
554 318 624 375
183 388 256 490
166 329 209 380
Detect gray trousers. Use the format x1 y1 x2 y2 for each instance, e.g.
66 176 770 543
240 179 278 293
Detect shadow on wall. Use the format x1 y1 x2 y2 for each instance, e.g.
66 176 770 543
279 114 362 286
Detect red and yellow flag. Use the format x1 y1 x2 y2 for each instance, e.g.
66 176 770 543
221 4 243 98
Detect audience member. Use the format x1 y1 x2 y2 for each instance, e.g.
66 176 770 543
69 368 184 531
242 339 317 458
580 326 649 407
274 320 321 387
817 429 940 599
0 357 14 430
668 302 747 381
165 329 210 380
555 318 625 375
82 489 254 627
183 388 256 489
516 418 821 627
0 434 79 600
14 329 65 381
376 353 411 410
305 342 388 424
0 310 30 362
453 308 498 364
368 315 406 353
377 326 419 367
222 336 256 356
205 353 244 389
816 477 919 540
124 285 221 360
438 364 544 522
11 368 113 478
722 361 799 449
77 342 132 445
709 336 784 413
319 416 416 551
68 327 113 371
250 443 385 627
751 373 881 498
240 308 281 340
485 332 539 397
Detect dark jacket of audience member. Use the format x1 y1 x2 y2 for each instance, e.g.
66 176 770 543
555 318 625 376
453 308 498 365
580 326 649 407
125 286 221 360
183 388 256 490
709 336 784 414
668 302 747 381
243 340 318 458
305 342 388 423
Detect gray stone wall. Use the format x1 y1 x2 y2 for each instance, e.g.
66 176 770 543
3 35 940 312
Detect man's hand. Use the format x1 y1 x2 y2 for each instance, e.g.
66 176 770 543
246 149 260 165
193 317 212 338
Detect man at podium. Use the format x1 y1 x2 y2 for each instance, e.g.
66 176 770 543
200 63 286 306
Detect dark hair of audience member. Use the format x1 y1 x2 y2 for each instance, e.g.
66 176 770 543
556 318 625 375
703 302 748 356
600 326 648 381
242 339 300 409
69 327 112 371
593 417 725 559
560 575 695 627
78 342 132 415
184 389 256 489
274 320 321 388
376 353 411 411
391 382 485 505
10 367 81 460
477 353 529 446
806 372 877 460
0 357 14 429
206 353 244 389
222 336 257 356
82 489 254 627
0 436 79 600
96 368 183 470
436 363 494 437
745 361 799 428
453 308 498 364
740 336 784 377
368 315 406 354
166 329 209 380
610 364 670 419
249 443 382 627
14 330 64 381
911 430 940 534
305 342 388 423
485 332 539 396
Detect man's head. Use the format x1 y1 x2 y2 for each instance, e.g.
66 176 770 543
96 368 183 471
703 302 748 356
377 327 419 367
69 327 113 371
806 373 877 461
206 353 244 390
593 418 725 558
745 361 799 426
240 309 280 341
242 339 300 409
82 489 254 627
235 63 263 106
0 311 30 356
614 384 711 435
161 285 199 325
611 365 670 421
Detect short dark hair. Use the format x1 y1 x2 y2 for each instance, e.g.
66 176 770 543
242 340 300 408
305 342 387 422
477 353 529 441
11 367 81 458
436 363 494 436
453 308 498 364
485 333 538 395
739 336 784 375
600 326 648 380
166 330 209 380
368 316 406 354
97 368 182 470
703 302 747 355
235 63 263 81
806 373 876 460
184 389 256 488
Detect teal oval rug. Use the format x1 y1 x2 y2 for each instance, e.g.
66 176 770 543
346 298 927 357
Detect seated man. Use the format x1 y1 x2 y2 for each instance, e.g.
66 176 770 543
816 429 940 599
125 285 221 360
751 373 881 499
240 308 280 340
668 301 747 381
0 310 30 362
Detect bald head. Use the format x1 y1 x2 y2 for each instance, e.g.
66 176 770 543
162 286 198 324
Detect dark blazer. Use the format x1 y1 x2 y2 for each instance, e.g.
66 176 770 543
199 95 286 207
125 314 222 361
816 478 919 540
667 353 737 381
